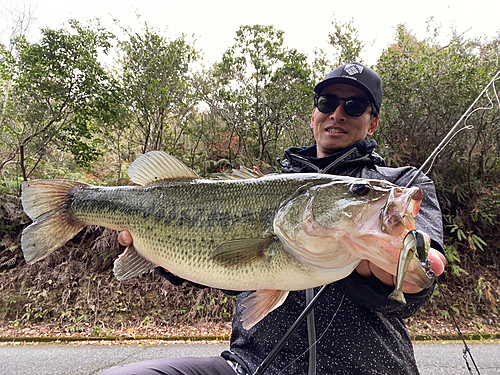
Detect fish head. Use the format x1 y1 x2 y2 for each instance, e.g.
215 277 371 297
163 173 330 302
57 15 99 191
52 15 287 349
309 177 430 286
274 176 424 272
308 178 423 237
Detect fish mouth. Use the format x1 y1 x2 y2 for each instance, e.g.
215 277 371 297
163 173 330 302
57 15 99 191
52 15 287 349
375 186 436 290
379 187 424 236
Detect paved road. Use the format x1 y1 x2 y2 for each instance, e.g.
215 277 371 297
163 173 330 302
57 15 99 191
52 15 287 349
1 341 498 374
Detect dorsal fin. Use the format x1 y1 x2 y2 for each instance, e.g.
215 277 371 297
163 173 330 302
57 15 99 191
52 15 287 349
128 151 199 186
217 166 264 180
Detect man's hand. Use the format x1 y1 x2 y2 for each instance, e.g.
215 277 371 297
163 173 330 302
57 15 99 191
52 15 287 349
118 230 175 276
118 230 446 294
118 230 133 247
356 248 446 294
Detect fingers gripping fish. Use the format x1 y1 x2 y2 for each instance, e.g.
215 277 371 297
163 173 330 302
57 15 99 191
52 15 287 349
20 151 433 329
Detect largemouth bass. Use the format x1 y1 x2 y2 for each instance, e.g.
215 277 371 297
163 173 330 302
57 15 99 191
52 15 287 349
21 151 433 328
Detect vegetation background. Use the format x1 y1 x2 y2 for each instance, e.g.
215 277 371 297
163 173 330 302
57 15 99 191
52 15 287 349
0 12 499 338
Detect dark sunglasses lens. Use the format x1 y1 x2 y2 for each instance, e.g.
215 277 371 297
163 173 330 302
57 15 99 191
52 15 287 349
316 95 339 113
316 95 370 117
344 100 370 117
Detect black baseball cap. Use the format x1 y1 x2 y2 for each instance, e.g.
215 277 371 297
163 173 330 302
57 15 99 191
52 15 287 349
314 62 383 113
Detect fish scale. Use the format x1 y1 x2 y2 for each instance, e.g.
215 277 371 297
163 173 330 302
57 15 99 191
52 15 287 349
20 151 433 329
67 179 319 287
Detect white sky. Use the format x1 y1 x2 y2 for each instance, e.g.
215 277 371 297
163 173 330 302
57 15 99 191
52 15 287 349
1 0 500 67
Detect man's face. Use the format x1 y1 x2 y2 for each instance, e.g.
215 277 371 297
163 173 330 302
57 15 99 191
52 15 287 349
311 84 378 158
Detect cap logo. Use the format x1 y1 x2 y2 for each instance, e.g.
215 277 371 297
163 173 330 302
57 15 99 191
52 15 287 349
343 63 364 76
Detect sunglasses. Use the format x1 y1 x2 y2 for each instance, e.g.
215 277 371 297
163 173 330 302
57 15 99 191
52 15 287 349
314 94 372 117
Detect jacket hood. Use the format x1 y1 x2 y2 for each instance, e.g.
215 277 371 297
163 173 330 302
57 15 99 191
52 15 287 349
281 139 385 174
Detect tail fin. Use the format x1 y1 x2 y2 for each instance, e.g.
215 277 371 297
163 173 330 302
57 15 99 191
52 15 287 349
21 180 88 264
388 289 407 304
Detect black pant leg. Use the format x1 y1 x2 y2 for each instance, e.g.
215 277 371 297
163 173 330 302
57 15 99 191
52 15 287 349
99 356 236 375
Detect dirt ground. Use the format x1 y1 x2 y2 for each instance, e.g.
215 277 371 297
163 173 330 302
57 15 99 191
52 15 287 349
1 317 499 344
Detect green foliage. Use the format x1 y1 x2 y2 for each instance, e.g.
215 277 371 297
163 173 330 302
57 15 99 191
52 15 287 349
118 22 199 156
1 16 500 330
0 44 15 81
376 25 487 166
3 19 118 178
327 16 365 66
376 24 500 321
195 25 315 168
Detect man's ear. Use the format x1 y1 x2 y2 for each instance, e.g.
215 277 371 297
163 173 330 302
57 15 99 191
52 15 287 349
310 109 316 129
367 117 378 136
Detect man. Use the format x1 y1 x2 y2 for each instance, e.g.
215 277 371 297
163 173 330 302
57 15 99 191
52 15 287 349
101 62 446 375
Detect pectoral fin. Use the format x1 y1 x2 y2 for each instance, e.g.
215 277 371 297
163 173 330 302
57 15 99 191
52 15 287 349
114 245 157 281
241 290 289 329
210 238 276 267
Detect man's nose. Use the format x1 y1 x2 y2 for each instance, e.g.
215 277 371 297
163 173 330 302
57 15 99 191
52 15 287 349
330 100 347 120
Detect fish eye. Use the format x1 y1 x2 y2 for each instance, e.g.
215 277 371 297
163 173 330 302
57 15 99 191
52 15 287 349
350 182 371 196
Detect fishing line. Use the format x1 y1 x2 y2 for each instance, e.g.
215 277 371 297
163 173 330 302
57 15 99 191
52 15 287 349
436 278 480 375
277 295 345 375
404 70 500 375
422 87 498 176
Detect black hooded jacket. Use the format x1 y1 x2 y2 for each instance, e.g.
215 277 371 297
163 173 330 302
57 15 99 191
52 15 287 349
226 140 444 375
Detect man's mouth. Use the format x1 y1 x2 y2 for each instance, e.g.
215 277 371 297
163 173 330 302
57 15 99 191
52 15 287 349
326 129 346 134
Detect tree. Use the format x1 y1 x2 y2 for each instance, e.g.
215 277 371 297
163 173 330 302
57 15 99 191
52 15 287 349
376 24 500 179
376 25 500 317
327 17 364 66
0 43 17 180
118 23 199 156
0 4 35 183
195 25 314 168
4 19 117 179
0 2 35 127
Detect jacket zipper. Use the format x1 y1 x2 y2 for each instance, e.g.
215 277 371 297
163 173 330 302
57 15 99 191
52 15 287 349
289 147 357 174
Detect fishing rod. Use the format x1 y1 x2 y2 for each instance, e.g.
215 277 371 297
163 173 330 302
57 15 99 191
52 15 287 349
404 70 500 375
405 69 500 188
435 277 481 375
253 70 500 375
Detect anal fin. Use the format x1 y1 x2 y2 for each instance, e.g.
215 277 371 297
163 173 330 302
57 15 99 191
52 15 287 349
241 290 289 329
113 245 156 281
